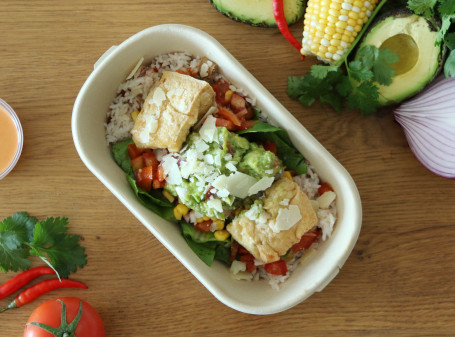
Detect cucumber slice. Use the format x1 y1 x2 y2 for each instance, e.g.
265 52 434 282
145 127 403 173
210 0 305 27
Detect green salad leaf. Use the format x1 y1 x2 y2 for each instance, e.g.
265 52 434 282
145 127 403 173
0 212 87 278
238 122 307 174
180 222 231 266
112 140 175 220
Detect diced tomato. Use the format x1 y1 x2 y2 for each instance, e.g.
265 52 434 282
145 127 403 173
215 117 235 130
240 253 257 273
152 179 165 189
217 107 241 126
194 220 212 232
237 245 250 255
130 156 144 172
236 107 254 121
176 69 187 75
142 151 158 168
318 182 334 195
291 230 321 254
211 79 231 106
230 93 247 112
157 164 167 182
128 143 145 159
135 168 153 191
264 260 288 276
263 141 277 154
240 120 261 130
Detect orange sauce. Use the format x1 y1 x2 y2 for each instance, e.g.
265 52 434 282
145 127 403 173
0 105 19 173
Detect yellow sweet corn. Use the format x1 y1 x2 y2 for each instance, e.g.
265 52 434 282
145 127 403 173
173 204 189 220
131 110 140 121
224 90 234 103
196 215 210 223
212 219 225 231
162 190 175 203
301 0 379 63
214 230 230 241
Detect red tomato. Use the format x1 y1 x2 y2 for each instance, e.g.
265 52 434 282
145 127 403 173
135 167 153 191
211 79 230 106
240 253 257 273
24 297 104 337
157 165 167 182
263 141 277 155
142 151 158 169
215 117 235 130
264 260 288 276
217 107 241 126
194 220 212 232
230 93 247 112
127 143 144 159
318 182 334 195
291 230 321 254
130 156 144 172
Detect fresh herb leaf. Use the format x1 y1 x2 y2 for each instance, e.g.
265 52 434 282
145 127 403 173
0 213 87 277
112 139 134 174
347 81 380 115
29 217 87 278
407 0 437 17
445 32 455 50
310 64 339 79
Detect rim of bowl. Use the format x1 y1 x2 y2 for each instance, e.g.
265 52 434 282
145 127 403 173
0 98 23 179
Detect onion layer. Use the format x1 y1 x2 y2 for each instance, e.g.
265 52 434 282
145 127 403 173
394 75 455 179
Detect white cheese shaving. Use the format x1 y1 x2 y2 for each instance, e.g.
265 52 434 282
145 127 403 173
207 198 223 213
199 115 217 143
225 172 258 199
161 155 182 185
270 205 302 233
247 176 274 196
225 162 237 172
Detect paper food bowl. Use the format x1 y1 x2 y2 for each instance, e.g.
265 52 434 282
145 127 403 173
72 24 362 315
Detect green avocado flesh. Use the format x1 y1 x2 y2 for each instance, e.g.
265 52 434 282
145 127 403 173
210 0 305 27
357 12 442 105
165 127 283 220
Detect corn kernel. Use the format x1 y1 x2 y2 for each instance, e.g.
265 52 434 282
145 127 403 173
212 219 225 231
225 90 233 103
162 190 175 203
131 110 139 121
214 230 230 241
173 204 189 220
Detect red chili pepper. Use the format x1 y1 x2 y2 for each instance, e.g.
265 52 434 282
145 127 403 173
0 266 55 301
272 0 305 60
0 278 87 313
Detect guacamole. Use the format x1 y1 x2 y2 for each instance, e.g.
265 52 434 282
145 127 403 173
163 118 283 219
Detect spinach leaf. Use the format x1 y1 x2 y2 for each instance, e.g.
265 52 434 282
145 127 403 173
239 122 307 174
112 139 134 174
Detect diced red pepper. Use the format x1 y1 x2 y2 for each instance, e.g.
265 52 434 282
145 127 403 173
240 254 257 273
194 220 212 232
130 156 144 172
217 107 241 127
318 182 334 196
230 93 247 112
263 141 277 155
264 260 288 276
215 117 235 130
128 143 144 159
291 230 321 254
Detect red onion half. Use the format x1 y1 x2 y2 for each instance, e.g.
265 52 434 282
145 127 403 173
394 76 455 179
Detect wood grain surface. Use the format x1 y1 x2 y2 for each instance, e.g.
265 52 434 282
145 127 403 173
1 1 454 336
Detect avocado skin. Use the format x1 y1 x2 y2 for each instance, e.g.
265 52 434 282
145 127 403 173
356 9 446 106
209 0 305 28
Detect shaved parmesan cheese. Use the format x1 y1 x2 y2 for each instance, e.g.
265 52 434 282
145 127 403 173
271 205 302 233
225 172 258 199
126 57 144 80
161 155 182 185
247 176 274 196
207 198 223 213
226 162 237 172
216 189 230 198
199 115 217 143
317 191 336 209
213 175 228 190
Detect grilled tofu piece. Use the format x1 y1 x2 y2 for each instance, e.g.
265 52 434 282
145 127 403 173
131 71 215 152
227 177 318 263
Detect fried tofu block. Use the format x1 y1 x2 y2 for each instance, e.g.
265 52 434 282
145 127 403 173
131 71 215 152
227 177 318 263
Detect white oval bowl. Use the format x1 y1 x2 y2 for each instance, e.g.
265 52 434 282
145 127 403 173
72 24 362 315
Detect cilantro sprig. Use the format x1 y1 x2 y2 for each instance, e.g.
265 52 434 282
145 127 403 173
408 0 455 77
288 45 399 115
0 212 87 278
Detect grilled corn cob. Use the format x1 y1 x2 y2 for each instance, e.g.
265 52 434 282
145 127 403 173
301 0 379 63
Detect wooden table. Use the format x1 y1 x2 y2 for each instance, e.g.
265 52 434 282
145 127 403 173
1 1 454 336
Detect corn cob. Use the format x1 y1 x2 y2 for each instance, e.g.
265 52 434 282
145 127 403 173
301 0 379 63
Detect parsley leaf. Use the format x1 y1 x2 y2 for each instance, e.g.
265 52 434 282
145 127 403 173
407 0 437 17
0 212 87 277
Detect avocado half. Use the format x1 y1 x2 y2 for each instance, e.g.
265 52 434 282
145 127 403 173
356 11 443 105
209 0 305 27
